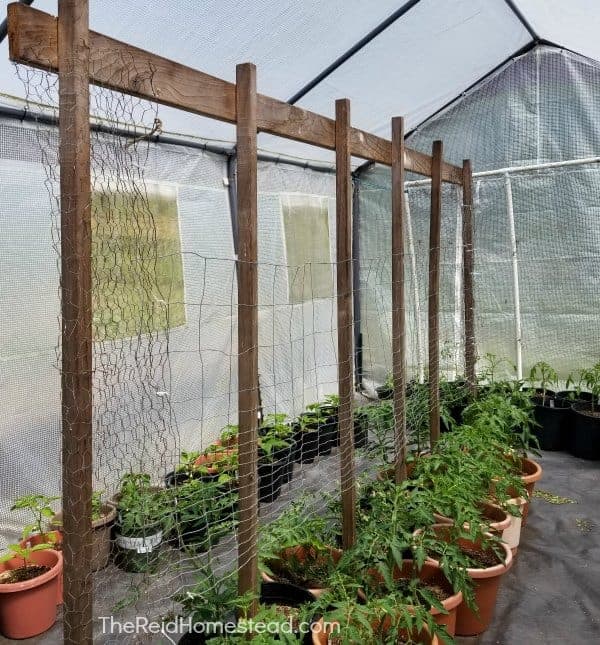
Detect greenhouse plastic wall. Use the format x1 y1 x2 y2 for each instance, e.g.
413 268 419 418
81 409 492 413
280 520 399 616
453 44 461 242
0 112 340 551
356 45 600 388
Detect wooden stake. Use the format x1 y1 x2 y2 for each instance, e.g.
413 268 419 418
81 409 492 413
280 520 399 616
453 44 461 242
429 141 443 447
236 63 259 613
335 99 356 549
58 1 92 643
391 117 407 483
462 160 476 390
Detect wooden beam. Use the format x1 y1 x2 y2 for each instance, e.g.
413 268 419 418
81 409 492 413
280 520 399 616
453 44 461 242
236 63 259 614
336 98 356 549
391 117 407 484
7 3 463 184
462 159 476 389
428 141 443 448
58 1 93 644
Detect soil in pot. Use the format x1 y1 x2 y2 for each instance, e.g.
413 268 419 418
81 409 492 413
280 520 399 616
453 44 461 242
570 402 600 460
19 531 63 606
0 549 62 639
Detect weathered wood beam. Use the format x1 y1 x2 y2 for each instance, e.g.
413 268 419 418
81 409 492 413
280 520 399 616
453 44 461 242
462 159 476 389
428 140 443 448
336 98 356 549
58 0 93 643
235 63 259 615
7 3 464 184
391 116 407 484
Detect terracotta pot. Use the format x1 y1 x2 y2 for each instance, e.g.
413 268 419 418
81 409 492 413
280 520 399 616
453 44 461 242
419 525 513 636
50 504 116 572
520 457 542 525
311 617 440 644
430 502 508 536
501 495 527 555
20 531 63 606
193 448 237 475
260 545 342 597
0 549 62 639
392 560 463 638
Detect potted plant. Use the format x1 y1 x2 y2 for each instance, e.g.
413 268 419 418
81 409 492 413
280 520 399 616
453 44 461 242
414 523 512 637
170 478 237 552
294 409 323 464
114 473 171 572
570 362 600 459
12 494 62 550
177 565 316 644
375 372 394 400
49 491 116 572
259 413 297 487
353 405 370 449
0 542 62 639
259 500 341 596
526 362 570 450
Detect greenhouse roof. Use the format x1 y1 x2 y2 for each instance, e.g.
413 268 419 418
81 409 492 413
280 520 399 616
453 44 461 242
0 0 599 163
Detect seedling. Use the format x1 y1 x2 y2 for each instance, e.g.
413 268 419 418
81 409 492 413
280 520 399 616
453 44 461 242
579 362 600 413
528 361 558 405
11 494 60 541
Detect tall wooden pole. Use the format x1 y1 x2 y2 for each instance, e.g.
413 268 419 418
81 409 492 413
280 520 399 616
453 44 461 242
335 99 356 549
58 1 92 643
428 141 443 447
391 117 407 483
462 160 476 389
236 63 259 612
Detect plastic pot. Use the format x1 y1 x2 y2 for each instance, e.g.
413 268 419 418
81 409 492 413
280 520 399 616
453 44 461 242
570 402 600 460
114 523 163 573
50 505 116 573
501 495 527 555
353 414 369 449
20 531 63 605
258 444 290 504
260 545 342 597
520 457 543 525
0 549 62 639
317 418 338 455
420 525 513 636
293 426 319 464
376 384 394 400
434 501 510 537
531 397 571 450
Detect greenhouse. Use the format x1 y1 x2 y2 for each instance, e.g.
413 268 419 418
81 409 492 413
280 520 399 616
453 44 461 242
0 1 598 643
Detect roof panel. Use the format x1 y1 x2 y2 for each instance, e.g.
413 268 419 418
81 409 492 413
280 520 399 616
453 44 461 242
294 0 531 136
515 0 600 61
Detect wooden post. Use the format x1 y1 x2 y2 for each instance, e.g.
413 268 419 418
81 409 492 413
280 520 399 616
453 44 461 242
236 63 259 613
391 117 407 483
58 1 93 643
462 160 476 389
335 99 356 549
428 141 443 447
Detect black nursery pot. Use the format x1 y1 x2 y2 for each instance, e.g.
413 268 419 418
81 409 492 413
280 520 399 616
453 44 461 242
258 443 292 504
570 402 600 459
353 415 369 449
532 398 572 451
376 384 394 400
317 417 338 455
293 425 319 464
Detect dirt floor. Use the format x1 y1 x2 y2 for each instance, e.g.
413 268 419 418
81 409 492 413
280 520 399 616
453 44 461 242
1 450 599 644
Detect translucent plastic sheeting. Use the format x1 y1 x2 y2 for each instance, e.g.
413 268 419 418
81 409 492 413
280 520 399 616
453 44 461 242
357 46 600 388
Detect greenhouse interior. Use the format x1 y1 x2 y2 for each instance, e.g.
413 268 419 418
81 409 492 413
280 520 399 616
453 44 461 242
0 0 599 643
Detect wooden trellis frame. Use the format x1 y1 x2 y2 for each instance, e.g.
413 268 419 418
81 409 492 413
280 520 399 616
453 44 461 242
7 2 475 642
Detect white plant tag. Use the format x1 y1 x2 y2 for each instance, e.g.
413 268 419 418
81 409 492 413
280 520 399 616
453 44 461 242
116 531 163 554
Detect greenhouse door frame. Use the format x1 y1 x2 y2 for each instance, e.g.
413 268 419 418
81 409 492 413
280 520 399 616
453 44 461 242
7 2 472 642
